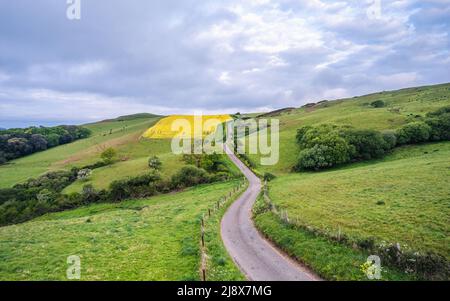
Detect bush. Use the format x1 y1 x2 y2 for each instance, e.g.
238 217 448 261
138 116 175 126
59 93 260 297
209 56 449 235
342 129 391 160
171 166 210 188
396 122 431 145
296 134 352 171
263 172 276 182
425 107 450 141
109 173 161 202
101 147 117 164
382 131 397 149
370 100 386 108
148 156 162 171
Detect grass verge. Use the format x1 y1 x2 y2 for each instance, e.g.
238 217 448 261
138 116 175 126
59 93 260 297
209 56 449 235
253 194 413 281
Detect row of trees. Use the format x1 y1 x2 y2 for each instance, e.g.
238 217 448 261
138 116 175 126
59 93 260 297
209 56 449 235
295 106 450 171
0 125 91 164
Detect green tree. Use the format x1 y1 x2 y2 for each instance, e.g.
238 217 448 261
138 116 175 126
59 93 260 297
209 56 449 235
396 122 431 145
100 147 117 164
295 133 352 171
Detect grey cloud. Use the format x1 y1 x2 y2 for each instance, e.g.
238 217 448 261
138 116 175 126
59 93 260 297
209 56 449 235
0 0 449 127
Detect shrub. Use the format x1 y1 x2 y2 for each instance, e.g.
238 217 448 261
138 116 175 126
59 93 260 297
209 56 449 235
342 129 390 160
100 147 117 164
148 156 162 171
109 173 161 202
296 124 340 149
81 184 99 204
296 134 352 171
263 172 276 182
171 166 210 188
396 122 432 145
370 100 386 108
382 131 397 149
425 108 450 141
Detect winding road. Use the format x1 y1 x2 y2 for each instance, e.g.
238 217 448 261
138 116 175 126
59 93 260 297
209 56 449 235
221 145 319 281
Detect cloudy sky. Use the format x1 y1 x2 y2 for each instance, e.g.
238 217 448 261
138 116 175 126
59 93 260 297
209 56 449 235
0 0 449 127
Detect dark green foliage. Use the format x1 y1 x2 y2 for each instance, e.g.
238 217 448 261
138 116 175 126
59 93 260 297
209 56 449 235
109 172 161 202
342 129 392 160
382 131 397 149
182 152 225 173
171 166 210 189
0 125 91 164
295 129 353 170
370 100 386 108
396 122 431 145
263 172 276 182
425 106 450 141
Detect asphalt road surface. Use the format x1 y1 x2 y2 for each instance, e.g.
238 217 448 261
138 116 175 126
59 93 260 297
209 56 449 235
221 145 320 281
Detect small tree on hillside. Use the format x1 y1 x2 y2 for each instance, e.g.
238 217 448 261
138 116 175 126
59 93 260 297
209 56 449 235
101 147 117 164
148 156 162 171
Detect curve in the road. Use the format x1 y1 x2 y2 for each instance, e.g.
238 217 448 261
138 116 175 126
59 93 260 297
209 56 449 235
221 145 320 281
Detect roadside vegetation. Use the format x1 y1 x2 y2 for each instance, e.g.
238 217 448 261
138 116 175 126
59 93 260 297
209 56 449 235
0 181 243 280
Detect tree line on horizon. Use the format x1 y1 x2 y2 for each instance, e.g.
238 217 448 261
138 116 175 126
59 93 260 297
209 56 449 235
0 125 91 164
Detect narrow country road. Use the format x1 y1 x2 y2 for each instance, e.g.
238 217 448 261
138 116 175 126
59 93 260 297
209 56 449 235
221 145 319 281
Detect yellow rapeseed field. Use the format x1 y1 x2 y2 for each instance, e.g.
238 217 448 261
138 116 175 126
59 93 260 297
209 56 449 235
142 115 232 139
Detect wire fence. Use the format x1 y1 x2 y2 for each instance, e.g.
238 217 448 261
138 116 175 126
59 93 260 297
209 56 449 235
199 178 247 281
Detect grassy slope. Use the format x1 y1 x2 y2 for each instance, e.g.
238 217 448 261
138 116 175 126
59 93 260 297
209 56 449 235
249 83 450 175
0 116 161 188
269 142 450 259
254 210 411 281
247 83 450 279
0 181 243 281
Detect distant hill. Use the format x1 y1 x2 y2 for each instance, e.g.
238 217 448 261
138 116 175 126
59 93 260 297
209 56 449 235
257 107 296 118
100 113 162 123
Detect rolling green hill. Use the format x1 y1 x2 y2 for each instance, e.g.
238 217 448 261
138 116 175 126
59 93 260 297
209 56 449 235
249 83 450 280
248 82 450 175
0 116 162 189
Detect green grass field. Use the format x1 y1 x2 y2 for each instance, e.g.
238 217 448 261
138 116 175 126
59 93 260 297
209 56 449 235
254 210 411 281
246 83 450 279
0 116 162 189
0 181 243 281
267 142 450 259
